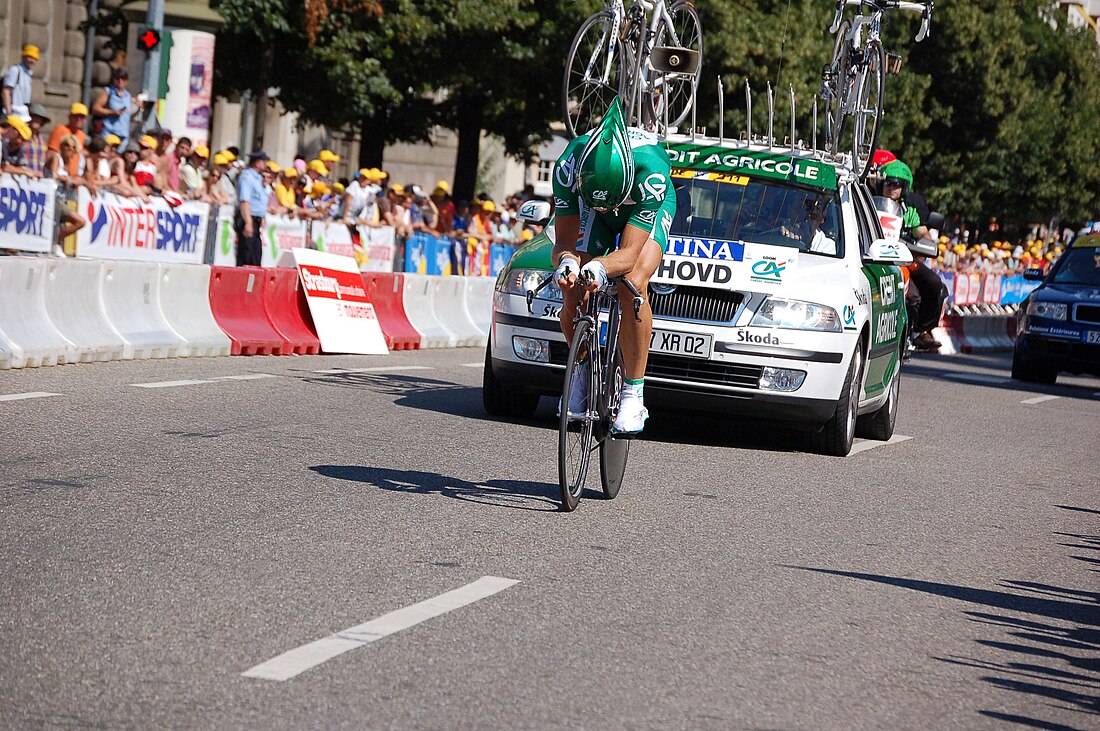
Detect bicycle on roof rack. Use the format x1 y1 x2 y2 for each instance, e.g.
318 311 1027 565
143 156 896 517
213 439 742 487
821 0 933 180
563 0 703 137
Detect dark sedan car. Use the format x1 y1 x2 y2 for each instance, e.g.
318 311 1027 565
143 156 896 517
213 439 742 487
1012 233 1100 384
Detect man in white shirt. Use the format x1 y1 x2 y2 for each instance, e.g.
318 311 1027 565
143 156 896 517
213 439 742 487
2 45 38 121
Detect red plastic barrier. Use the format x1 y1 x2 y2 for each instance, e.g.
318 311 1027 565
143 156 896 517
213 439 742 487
263 268 321 355
362 272 421 350
209 266 287 355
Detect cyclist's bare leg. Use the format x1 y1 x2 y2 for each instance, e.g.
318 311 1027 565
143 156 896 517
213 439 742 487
612 237 663 380
558 251 594 345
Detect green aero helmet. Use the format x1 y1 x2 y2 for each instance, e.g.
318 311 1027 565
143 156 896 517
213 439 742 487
577 97 635 210
879 160 913 192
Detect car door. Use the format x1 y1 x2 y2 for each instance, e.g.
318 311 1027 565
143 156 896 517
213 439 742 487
852 183 904 397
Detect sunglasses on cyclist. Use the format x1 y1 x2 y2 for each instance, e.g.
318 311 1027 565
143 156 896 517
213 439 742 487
883 178 906 187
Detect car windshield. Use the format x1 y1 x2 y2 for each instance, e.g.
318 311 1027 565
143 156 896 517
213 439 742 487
670 175 843 257
1049 245 1100 286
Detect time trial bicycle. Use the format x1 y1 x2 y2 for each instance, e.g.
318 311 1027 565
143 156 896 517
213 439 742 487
821 0 933 180
527 271 644 511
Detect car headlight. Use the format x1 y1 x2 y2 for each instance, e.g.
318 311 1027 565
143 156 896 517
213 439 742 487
749 297 842 332
496 268 562 302
1026 300 1066 320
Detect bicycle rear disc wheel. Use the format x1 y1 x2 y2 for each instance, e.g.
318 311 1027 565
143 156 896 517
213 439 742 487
851 40 885 181
648 0 703 130
559 320 596 511
824 19 850 156
563 11 622 138
598 346 629 499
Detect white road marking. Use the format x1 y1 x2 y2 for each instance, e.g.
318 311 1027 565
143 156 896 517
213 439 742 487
460 362 483 368
0 391 62 402
132 379 213 389
218 373 279 381
1021 394 1059 405
241 576 519 682
313 366 432 374
849 434 913 456
945 373 1010 386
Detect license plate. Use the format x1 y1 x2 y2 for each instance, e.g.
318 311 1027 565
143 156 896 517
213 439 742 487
1086 330 1100 344
649 329 713 358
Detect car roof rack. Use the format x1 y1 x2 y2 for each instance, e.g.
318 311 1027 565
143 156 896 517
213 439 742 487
658 77 854 176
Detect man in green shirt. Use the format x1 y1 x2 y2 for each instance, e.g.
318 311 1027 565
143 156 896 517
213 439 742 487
552 97 676 434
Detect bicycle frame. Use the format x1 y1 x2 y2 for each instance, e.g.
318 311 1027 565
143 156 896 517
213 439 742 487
830 0 932 44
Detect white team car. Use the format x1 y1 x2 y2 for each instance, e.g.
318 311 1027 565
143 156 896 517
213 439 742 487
483 135 911 456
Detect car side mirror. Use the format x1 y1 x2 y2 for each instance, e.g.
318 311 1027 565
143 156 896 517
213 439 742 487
864 237 913 265
926 211 946 230
1022 267 1045 282
517 199 551 226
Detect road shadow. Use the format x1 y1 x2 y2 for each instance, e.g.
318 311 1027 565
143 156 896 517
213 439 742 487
298 370 490 421
310 464 575 512
784 516 1100 729
903 356 1100 402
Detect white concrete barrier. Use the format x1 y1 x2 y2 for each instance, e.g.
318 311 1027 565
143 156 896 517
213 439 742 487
431 276 483 347
44 259 126 363
158 263 232 357
100 260 186 359
462 276 494 338
402 273 454 348
0 257 75 368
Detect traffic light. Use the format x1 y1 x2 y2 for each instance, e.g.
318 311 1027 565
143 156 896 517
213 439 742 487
137 27 161 53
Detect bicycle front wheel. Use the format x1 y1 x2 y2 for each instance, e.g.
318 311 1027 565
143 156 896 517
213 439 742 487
648 0 703 130
824 18 850 156
559 320 597 511
563 11 622 138
850 39 885 180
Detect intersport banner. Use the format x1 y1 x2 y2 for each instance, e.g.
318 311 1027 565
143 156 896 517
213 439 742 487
0 174 59 253
76 187 209 263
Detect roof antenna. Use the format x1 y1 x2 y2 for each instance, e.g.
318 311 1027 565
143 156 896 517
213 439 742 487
745 80 752 142
812 95 819 155
789 85 796 152
717 76 725 146
766 81 774 146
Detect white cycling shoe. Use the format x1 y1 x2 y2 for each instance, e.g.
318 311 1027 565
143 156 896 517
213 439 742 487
557 362 590 417
611 394 649 435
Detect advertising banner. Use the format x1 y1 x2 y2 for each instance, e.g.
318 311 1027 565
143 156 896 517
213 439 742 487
76 188 209 263
358 225 396 273
653 237 797 291
0 174 59 253
311 220 357 260
212 207 311 267
291 247 388 354
163 30 216 146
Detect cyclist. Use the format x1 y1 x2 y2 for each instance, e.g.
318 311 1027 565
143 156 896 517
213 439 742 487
878 159 947 351
552 97 675 435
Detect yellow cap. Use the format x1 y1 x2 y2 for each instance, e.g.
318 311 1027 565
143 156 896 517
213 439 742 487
333 182 345 193
481 200 495 212
307 159 328 175
311 181 330 197
389 184 405 195
212 152 231 166
371 167 386 180
319 149 340 162
435 180 449 193
70 102 89 116
266 160 281 173
22 45 40 60
138 134 157 148
4 115 31 141
282 167 299 178
105 133 122 146
194 145 209 158
358 168 370 178
222 149 237 162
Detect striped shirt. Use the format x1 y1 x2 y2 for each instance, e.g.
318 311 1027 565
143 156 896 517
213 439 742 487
24 132 47 174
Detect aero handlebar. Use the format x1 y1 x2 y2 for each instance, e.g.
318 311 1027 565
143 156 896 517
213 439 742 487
830 0 933 42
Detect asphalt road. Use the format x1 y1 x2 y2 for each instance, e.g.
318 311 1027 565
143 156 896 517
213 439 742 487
1 347 1098 730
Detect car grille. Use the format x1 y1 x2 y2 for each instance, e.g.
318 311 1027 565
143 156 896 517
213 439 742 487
645 354 762 389
649 285 741 323
1074 303 1100 325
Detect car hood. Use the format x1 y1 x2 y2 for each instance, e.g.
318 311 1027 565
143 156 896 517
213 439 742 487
1031 282 1100 304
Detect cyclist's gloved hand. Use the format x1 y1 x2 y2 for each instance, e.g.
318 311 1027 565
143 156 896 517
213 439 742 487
580 260 608 291
555 254 580 286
